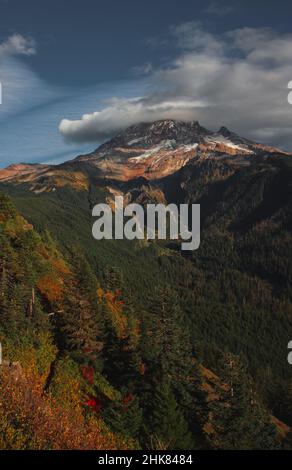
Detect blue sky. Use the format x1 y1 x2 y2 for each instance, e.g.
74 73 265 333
1 0 292 167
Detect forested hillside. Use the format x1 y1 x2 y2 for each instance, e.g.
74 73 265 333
1 121 292 450
0 153 292 449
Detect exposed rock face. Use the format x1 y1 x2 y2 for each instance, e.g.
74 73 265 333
70 119 288 182
0 163 49 182
0 120 290 189
96 120 209 150
77 140 200 181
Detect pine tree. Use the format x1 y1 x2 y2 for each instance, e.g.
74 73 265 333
208 353 278 449
60 253 103 363
101 292 141 391
140 288 198 415
0 283 28 339
146 378 194 450
103 393 143 441
104 266 123 293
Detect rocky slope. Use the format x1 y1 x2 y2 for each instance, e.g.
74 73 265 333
69 119 288 182
0 120 289 191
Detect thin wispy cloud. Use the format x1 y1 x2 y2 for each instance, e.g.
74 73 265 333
0 34 51 120
0 50 147 166
204 1 236 16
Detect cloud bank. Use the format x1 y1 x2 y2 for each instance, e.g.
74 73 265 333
59 23 292 149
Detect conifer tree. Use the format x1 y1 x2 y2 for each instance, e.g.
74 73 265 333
104 266 123 293
208 353 278 449
146 378 194 450
140 288 201 416
103 393 143 441
0 283 28 339
101 290 141 391
60 253 102 363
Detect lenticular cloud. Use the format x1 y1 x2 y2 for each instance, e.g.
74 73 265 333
59 25 292 151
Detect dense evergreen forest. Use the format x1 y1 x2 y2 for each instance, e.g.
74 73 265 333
0 152 292 449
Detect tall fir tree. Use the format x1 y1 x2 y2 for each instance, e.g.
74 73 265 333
207 353 278 449
140 288 206 421
146 377 195 450
103 392 143 442
60 252 103 365
101 282 141 391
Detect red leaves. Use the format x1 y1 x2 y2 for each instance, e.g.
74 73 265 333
81 365 102 414
85 396 102 413
81 365 94 385
122 393 134 405
0 368 119 449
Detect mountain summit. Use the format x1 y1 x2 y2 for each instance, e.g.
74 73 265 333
0 119 289 189
71 119 287 181
98 120 209 151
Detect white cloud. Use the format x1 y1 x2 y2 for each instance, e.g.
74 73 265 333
0 34 36 57
59 24 292 150
59 96 207 142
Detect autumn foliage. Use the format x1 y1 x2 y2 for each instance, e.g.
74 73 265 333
0 367 123 450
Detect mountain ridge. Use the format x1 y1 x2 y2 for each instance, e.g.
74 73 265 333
0 120 290 190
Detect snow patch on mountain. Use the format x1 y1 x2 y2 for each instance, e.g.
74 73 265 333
129 140 176 161
127 137 144 146
204 134 254 154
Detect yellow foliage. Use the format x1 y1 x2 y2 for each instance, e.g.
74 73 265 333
49 357 82 410
0 368 126 450
37 274 64 302
52 258 71 275
99 288 128 338
2 331 57 385
35 241 70 303
3 214 32 238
